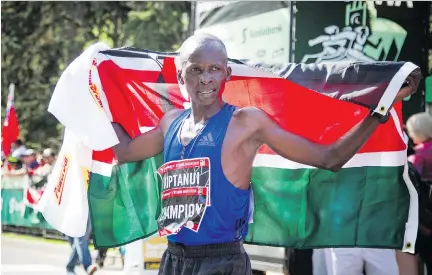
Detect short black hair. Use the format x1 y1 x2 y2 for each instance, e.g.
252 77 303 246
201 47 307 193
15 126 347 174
13 139 23 146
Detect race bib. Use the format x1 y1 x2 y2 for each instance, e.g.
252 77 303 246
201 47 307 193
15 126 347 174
156 157 211 237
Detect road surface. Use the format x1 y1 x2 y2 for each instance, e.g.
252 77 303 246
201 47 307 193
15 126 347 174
1 234 158 275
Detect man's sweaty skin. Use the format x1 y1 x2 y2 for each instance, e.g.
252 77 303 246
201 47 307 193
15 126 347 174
112 33 421 190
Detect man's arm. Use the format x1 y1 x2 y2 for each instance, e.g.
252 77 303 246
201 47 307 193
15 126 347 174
111 124 164 164
248 71 421 172
111 109 182 164
249 109 380 172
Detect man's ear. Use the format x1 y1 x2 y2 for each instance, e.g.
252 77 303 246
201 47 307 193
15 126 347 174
226 66 232 81
177 70 184 84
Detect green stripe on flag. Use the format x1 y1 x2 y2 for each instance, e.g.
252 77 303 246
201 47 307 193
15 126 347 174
88 153 163 248
246 165 409 249
88 154 409 249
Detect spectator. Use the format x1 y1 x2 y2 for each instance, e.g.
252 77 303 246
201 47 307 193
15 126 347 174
406 112 432 275
10 139 26 158
21 149 40 170
406 112 432 182
66 218 98 275
4 156 26 176
29 148 56 189
42 148 56 166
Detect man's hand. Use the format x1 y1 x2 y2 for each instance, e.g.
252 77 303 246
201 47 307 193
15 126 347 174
394 68 422 103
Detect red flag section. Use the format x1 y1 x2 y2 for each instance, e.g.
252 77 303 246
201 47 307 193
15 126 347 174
2 85 20 157
92 56 405 165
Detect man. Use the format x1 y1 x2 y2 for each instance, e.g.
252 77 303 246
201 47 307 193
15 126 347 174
21 149 39 170
66 217 98 275
406 113 432 274
10 139 26 158
111 33 420 275
41 148 56 166
27 148 56 189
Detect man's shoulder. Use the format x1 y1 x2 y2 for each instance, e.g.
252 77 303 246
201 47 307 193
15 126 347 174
230 106 271 136
232 106 268 122
160 108 185 134
164 108 184 120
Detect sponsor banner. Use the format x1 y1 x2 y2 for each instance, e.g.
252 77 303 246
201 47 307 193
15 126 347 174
1 188 52 229
1 173 29 189
294 0 428 120
195 1 291 64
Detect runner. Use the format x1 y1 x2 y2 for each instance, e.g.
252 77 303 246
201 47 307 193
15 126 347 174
111 33 421 275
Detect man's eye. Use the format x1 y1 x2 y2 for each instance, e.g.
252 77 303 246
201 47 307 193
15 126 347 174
211 67 220 71
190 68 200 72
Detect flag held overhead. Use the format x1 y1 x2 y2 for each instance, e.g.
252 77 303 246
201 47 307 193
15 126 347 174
40 43 419 253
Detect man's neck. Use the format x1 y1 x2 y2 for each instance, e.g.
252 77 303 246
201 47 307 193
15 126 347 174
190 100 225 124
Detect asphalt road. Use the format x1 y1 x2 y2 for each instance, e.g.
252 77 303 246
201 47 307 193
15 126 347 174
1 235 158 275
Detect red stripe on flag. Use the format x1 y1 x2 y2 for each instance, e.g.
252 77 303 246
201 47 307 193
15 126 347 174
93 57 405 165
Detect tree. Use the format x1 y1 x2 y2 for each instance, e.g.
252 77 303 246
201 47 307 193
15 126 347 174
1 1 190 152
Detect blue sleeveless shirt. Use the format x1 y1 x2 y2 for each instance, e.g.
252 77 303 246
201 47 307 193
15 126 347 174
163 104 251 245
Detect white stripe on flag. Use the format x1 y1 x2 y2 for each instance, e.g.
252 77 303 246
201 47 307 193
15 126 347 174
97 54 163 72
253 150 406 169
93 150 406 177
373 62 418 115
92 160 115 177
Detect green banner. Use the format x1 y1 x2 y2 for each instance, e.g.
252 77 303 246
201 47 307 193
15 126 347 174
1 188 52 229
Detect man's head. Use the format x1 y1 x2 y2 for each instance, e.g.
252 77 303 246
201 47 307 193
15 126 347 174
406 112 432 144
176 33 231 107
12 139 23 150
42 148 56 165
22 149 36 165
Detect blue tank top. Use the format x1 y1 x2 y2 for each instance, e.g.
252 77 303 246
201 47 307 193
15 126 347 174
163 104 251 245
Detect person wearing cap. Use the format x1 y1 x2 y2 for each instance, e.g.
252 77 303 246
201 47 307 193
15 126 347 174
22 149 40 170
29 148 57 188
10 139 27 158
42 148 56 166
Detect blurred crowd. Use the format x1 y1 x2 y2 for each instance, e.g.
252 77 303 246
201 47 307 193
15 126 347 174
1 139 57 193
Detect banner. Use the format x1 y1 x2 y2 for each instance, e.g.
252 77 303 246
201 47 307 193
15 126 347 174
195 1 291 63
1 188 52 229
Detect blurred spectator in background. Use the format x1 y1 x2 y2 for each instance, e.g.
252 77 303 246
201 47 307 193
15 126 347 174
10 139 26 158
66 218 98 275
6 156 23 171
406 112 432 274
22 149 40 170
406 112 432 182
28 148 56 190
42 148 56 166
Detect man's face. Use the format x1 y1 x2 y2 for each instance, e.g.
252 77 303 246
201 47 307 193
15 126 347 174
23 155 35 165
179 45 231 107
44 156 55 165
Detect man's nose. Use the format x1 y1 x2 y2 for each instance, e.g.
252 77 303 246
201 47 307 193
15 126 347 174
200 71 213 85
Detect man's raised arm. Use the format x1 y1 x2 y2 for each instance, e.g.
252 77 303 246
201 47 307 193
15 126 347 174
111 109 182 164
111 123 164 164
248 70 421 172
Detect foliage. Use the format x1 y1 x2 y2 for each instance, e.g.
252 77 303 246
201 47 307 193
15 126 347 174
1 1 191 152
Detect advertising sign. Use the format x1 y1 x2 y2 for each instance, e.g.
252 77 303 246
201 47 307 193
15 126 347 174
294 1 429 121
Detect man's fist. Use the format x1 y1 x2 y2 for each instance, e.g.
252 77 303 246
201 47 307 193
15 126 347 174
394 68 422 103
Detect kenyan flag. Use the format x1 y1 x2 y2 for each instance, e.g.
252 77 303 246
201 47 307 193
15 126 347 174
40 43 418 252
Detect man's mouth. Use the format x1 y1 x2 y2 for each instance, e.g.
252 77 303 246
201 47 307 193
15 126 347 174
197 89 216 95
